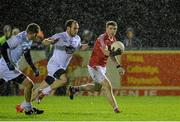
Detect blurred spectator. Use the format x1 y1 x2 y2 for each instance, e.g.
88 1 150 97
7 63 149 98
0 25 12 46
12 28 20 36
81 29 94 48
123 27 142 49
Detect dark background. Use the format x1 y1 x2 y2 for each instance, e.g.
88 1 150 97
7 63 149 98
0 0 179 47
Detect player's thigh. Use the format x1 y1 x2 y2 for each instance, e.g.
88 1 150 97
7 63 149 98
47 62 60 77
88 65 107 83
101 78 112 88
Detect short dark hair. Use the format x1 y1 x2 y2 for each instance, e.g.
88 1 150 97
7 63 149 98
26 23 40 33
106 21 117 28
65 19 78 29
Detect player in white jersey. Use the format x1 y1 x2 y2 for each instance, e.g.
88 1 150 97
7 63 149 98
0 23 44 115
31 19 88 103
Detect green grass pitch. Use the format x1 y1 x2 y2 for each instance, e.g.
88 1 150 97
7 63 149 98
0 96 180 121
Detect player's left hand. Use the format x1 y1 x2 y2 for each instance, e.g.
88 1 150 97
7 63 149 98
110 48 122 57
117 65 125 75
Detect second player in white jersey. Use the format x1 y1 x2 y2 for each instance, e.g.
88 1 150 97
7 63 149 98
47 31 81 77
31 19 89 104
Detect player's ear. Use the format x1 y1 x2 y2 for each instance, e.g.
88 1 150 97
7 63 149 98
67 26 71 31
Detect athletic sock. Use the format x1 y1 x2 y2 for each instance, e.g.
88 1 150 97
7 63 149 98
20 101 32 111
42 86 52 95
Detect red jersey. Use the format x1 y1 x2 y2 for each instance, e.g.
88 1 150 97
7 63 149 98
89 33 116 68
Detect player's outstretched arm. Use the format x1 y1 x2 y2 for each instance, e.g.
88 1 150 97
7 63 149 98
24 49 39 77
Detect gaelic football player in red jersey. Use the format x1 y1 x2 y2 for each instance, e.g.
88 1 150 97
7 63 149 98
69 21 125 113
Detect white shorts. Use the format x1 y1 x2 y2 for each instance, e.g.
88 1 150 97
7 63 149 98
0 59 22 82
88 65 107 83
47 61 66 78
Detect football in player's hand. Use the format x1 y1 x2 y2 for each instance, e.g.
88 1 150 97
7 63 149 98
111 41 125 54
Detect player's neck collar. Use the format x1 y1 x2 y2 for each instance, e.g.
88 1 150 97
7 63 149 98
65 31 73 39
105 32 114 41
24 31 29 40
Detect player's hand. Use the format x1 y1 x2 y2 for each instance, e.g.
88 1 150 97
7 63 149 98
42 38 54 46
7 62 15 70
32 68 40 77
117 65 125 75
110 48 122 57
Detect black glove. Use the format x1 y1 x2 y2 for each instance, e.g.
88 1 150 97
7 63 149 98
65 45 75 54
32 67 40 77
7 62 15 70
110 48 122 57
87 41 94 48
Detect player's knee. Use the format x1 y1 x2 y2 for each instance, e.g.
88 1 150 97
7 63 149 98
53 69 66 80
45 76 55 85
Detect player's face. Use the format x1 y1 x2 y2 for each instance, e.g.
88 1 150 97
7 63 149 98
106 25 117 37
27 32 38 41
69 23 79 37
127 32 134 39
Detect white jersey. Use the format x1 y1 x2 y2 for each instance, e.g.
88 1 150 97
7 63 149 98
47 31 81 77
0 31 32 65
0 31 32 81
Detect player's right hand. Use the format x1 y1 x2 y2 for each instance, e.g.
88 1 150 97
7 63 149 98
32 67 40 77
7 62 15 70
42 38 54 46
110 48 122 57
34 69 40 77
